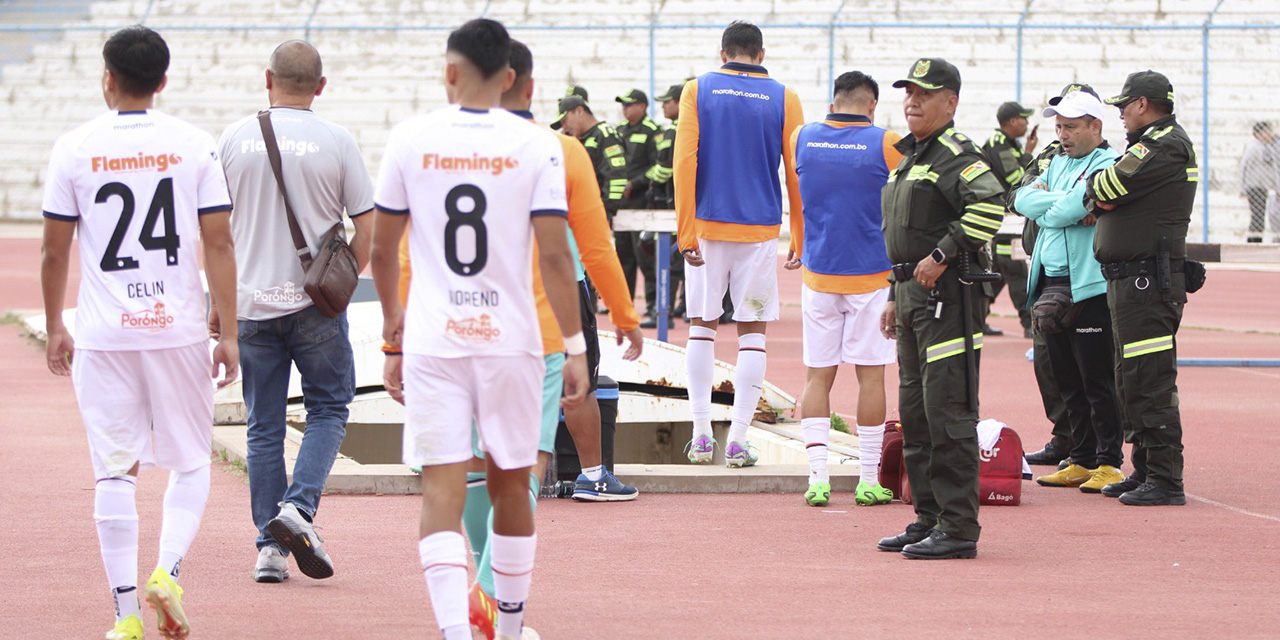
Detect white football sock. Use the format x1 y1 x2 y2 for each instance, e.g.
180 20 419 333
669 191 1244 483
491 532 537 639
157 465 210 579
419 531 470 638
858 423 887 482
728 333 767 444
581 464 604 482
802 417 830 484
95 476 140 622
686 326 717 440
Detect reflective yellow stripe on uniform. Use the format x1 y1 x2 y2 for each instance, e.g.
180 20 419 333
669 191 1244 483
906 165 940 182
1148 126 1173 141
610 156 626 167
628 133 648 144
646 165 672 183
996 244 1013 256
961 202 1004 242
1186 167 1200 182
656 137 673 151
926 334 985 363
1006 167 1025 184
1123 335 1174 359
937 136 961 155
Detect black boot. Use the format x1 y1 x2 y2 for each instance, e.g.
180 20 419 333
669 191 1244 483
1025 441 1070 466
1118 482 1186 506
1101 475 1143 498
901 530 978 560
876 523 931 552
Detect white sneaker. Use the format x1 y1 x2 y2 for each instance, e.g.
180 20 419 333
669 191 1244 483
254 545 289 583
266 502 334 580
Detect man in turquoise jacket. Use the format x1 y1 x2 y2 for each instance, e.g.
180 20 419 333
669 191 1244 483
1012 89 1125 495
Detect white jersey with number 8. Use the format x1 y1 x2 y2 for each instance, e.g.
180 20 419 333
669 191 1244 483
375 105 568 359
42 110 232 351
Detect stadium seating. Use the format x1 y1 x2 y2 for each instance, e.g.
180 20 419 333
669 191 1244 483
1 0 1278 241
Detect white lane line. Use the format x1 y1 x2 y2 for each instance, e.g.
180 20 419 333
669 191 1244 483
1188 494 1280 523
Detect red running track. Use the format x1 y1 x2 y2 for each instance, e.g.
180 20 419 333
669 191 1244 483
2 235 1279 638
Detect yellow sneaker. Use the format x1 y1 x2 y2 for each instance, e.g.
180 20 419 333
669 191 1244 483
1036 463 1093 487
144 567 189 639
105 614 144 640
1080 465 1125 493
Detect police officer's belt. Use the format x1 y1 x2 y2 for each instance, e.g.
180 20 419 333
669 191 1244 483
1100 258 1184 281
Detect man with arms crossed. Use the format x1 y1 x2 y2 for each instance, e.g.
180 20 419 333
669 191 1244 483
1012 90 1125 493
218 39 374 583
371 19 586 640
784 71 900 508
676 21 803 467
41 26 238 640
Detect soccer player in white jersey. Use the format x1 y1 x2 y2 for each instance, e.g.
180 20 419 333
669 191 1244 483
369 19 587 640
40 26 238 640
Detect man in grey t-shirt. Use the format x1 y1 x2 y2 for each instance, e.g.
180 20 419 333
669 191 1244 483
217 40 373 583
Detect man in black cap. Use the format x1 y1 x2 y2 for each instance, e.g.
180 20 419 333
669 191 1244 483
980 100 1038 338
1015 83 1102 470
552 95 628 218
615 88 667 327
1083 70 1197 506
877 57 1006 559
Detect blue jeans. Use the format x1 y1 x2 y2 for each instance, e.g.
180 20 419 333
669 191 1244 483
239 305 354 551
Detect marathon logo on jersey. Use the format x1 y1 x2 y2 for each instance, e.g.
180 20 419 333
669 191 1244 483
242 136 321 157
423 153 519 176
805 141 868 151
91 152 181 174
254 281 307 305
710 88 771 101
120 301 175 331
445 314 502 344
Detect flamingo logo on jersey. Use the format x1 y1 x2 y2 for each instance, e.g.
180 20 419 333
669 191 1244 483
120 301 175 331
445 314 502 344
92 152 182 173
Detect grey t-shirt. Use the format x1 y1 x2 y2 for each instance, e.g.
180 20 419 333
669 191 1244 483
220 106 374 320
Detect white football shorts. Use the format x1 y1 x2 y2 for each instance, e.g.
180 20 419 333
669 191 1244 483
72 341 214 479
403 352 544 470
801 284 896 368
685 237 780 323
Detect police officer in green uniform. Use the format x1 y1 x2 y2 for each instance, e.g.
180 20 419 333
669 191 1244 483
1084 70 1197 506
616 89 666 326
552 94 629 215
1015 83 1101 469
876 58 1007 559
981 101 1038 337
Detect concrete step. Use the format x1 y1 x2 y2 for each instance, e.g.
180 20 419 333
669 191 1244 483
210 425 862 496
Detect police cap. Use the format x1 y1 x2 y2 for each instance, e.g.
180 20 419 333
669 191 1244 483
550 95 590 130
566 84 589 101
655 83 684 103
616 89 648 105
892 58 961 94
1105 70 1175 107
996 101 1034 124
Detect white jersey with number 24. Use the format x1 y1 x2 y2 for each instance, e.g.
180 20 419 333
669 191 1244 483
42 110 233 351
375 105 568 359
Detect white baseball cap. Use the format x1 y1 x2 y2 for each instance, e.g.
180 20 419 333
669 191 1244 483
1043 91 1105 120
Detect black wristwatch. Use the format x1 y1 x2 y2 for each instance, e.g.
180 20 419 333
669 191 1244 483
930 247 949 265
